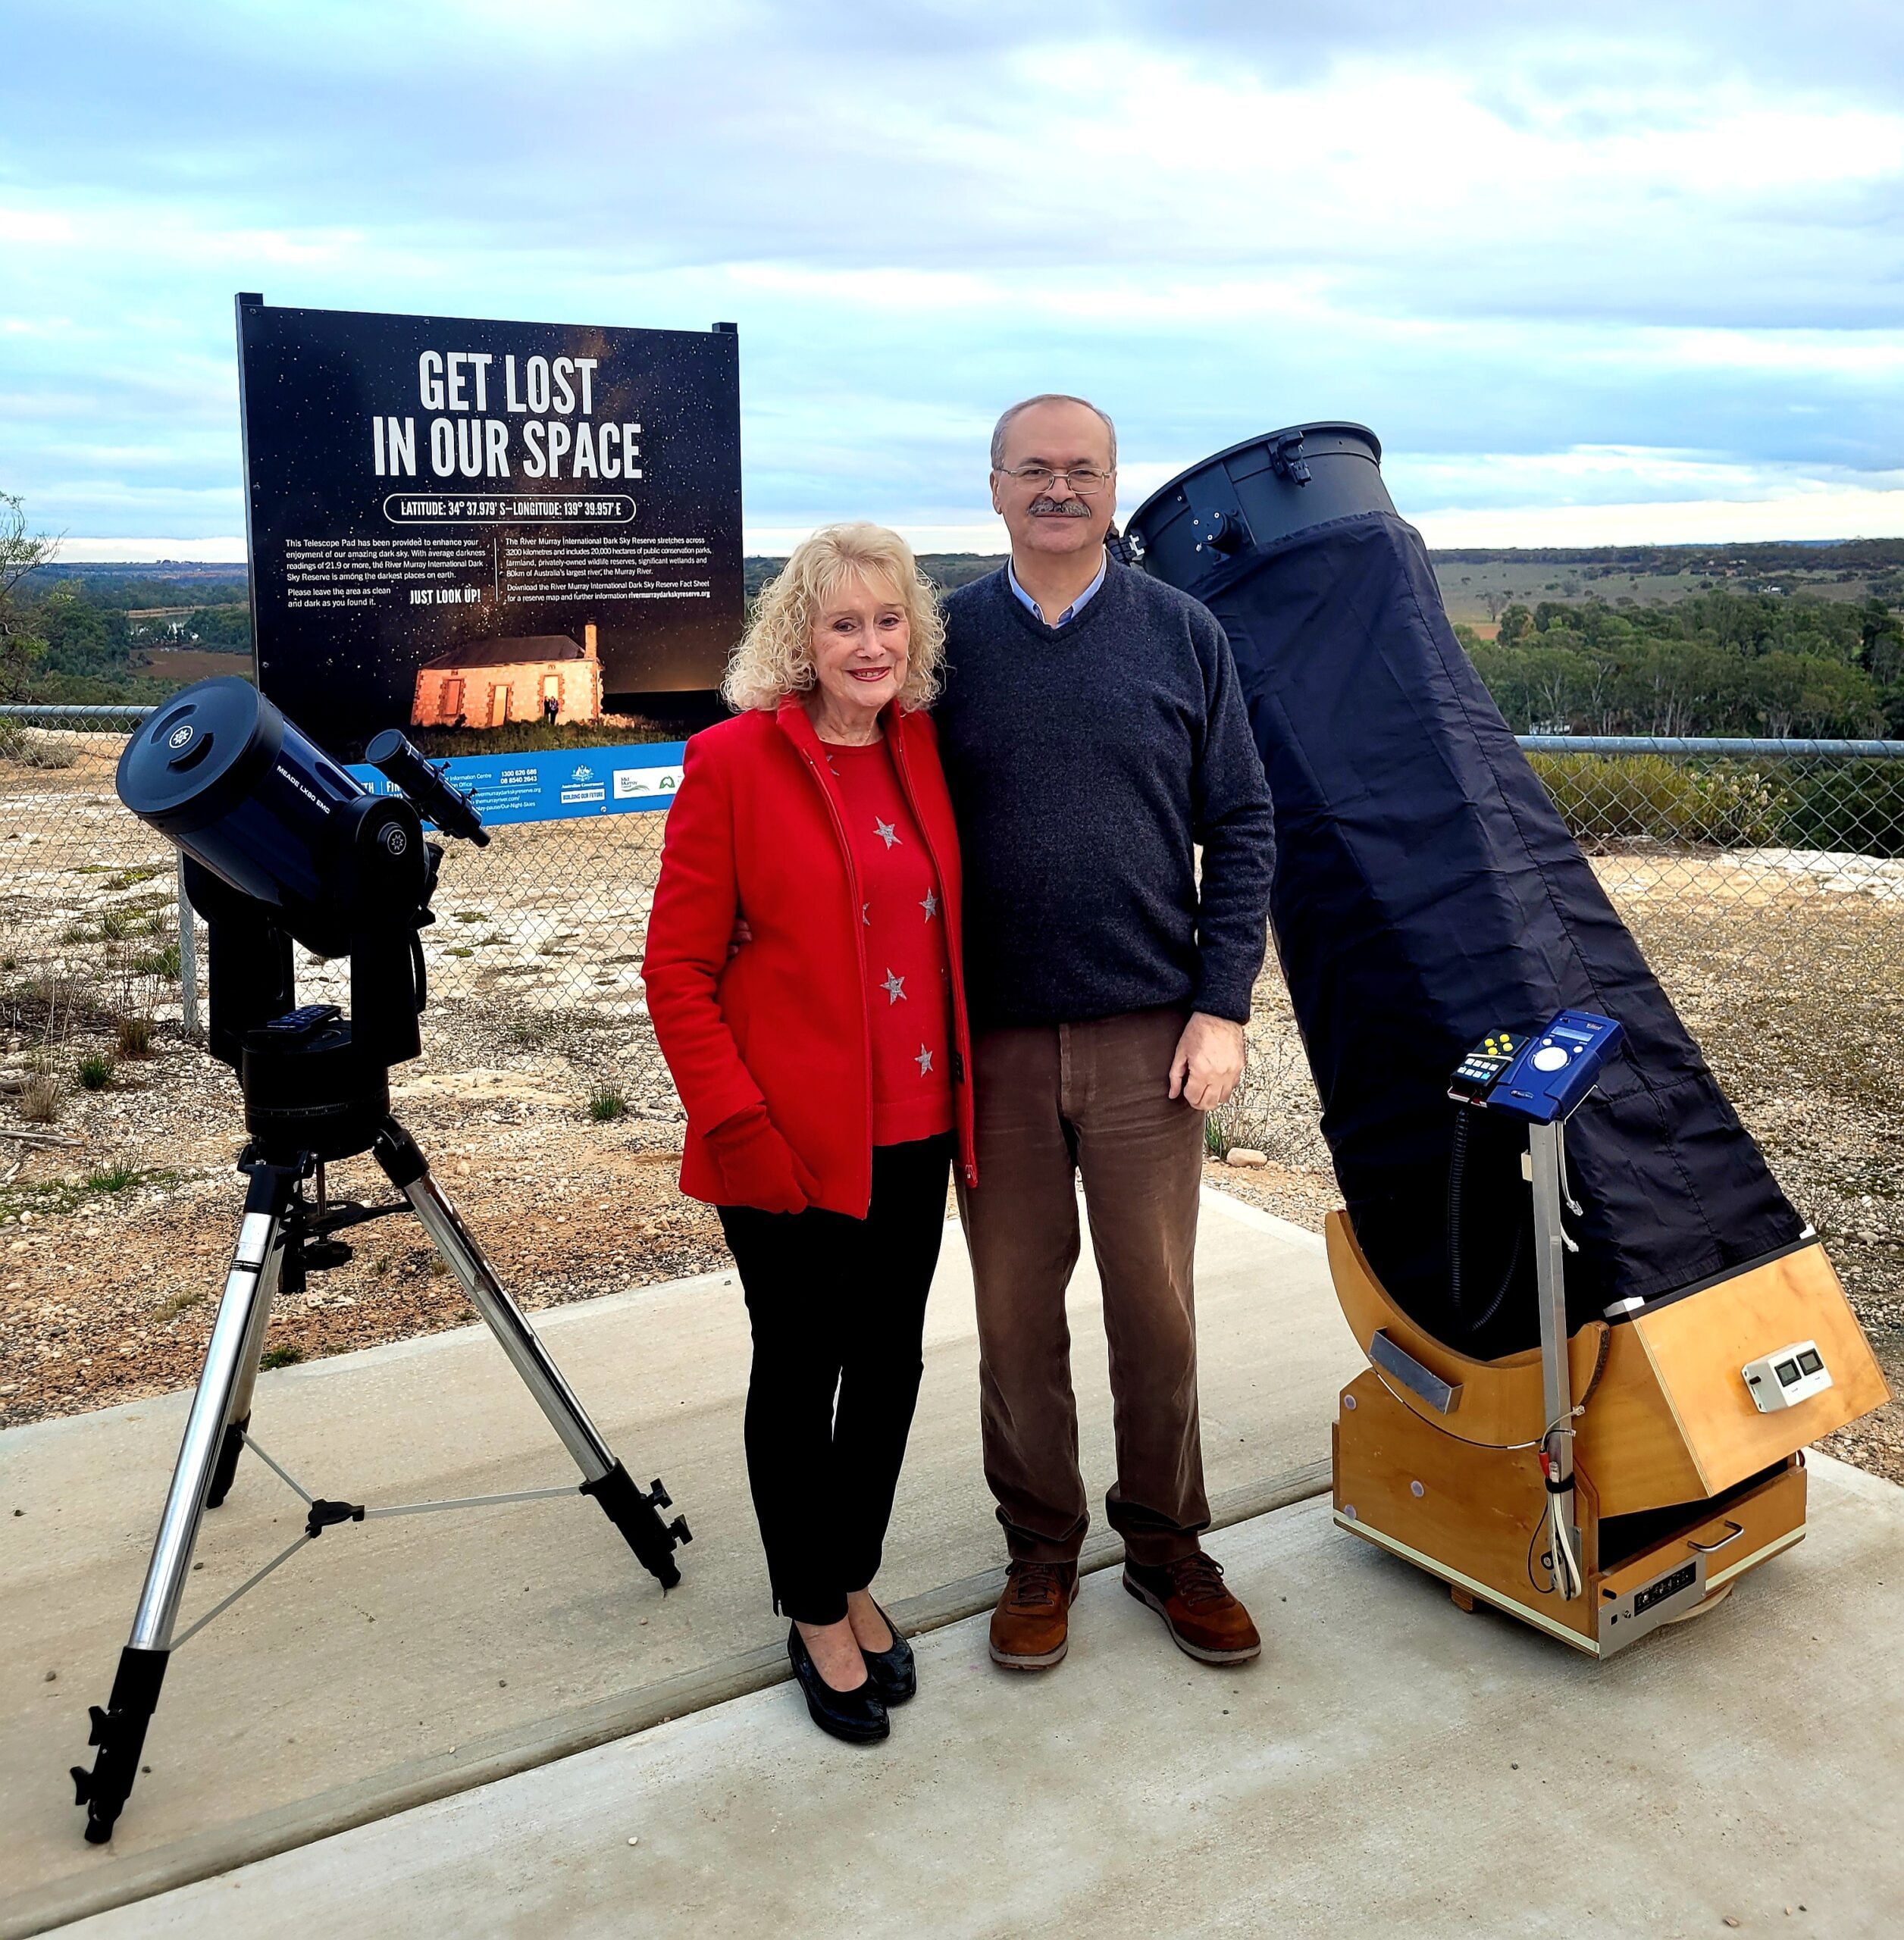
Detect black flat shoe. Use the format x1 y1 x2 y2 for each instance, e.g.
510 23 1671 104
858 1599 916 1705
788 1624 890 1744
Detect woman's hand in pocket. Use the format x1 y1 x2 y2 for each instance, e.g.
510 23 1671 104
706 1105 816 1214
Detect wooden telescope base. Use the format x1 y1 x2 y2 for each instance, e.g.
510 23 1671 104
1333 1365 1807 1657
1323 1208 1887 1659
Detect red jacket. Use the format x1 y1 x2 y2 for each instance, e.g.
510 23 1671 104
641 699 977 1216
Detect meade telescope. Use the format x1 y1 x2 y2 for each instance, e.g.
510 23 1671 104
1129 425 1889 1654
72 678 691 1844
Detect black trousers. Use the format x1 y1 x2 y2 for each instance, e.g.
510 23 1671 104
716 1134 954 1626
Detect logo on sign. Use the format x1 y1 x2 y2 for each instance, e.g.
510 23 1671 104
572 765 594 783
612 767 682 800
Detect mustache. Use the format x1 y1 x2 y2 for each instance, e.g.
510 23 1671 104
1027 496 1091 518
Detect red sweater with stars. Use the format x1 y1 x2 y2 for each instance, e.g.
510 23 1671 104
822 738 955 1145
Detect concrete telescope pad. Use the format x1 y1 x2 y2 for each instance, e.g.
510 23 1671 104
0 1190 1354 1935
50 1454 1904 1939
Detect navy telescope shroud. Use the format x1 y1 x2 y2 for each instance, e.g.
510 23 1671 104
1126 424 1804 1350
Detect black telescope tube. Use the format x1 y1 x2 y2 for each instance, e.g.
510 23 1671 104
365 730 490 846
1131 425 1803 1345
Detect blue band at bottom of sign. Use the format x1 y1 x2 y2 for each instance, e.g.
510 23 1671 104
347 740 686 828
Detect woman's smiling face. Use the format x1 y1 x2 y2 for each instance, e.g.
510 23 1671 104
809 571 911 724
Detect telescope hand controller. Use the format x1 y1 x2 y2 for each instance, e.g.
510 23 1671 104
1449 1009 1624 1123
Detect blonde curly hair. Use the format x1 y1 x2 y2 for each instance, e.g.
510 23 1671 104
722 522 945 714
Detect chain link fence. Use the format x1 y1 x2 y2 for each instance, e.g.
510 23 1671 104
4 705 1902 1124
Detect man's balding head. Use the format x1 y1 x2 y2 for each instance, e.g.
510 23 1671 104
990 394 1116 473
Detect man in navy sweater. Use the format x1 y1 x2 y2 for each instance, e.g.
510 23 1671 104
935 393 1276 1672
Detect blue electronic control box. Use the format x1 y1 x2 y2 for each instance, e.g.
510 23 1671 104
1480 1009 1625 1124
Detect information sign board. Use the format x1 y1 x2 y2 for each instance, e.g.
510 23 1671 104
236 297 741 762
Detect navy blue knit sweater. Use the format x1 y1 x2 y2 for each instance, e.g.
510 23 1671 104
934 559 1275 1028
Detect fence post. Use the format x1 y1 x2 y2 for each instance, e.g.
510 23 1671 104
176 853 200 1039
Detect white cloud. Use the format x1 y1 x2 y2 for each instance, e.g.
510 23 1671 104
2 2 1901 540
1414 491 1904 548
59 535 248 562
0 207 75 242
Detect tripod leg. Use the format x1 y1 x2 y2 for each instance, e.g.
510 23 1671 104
73 1162 299 1844
206 1197 288 1508
372 1119 690 1588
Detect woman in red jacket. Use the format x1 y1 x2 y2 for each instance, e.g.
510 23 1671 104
641 523 975 1746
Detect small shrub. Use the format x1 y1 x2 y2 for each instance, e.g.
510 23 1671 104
16 736 77 771
86 1162 142 1194
18 1073 63 1122
105 867 162 890
506 1012 561 1050
115 1013 155 1057
76 1050 116 1090
590 1085 628 1122
259 1344 305 1370
130 943 181 979
446 945 474 958
1780 759 1904 859
1530 752 1790 848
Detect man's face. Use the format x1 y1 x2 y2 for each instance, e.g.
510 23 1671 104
990 400 1117 562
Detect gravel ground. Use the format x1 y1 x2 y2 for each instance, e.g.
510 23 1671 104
2 779 1897 1487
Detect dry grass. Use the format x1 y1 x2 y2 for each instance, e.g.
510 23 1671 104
16 1072 62 1123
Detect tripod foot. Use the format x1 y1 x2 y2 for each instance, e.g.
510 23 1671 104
581 1461 691 1589
205 1414 250 1510
71 1646 168 1845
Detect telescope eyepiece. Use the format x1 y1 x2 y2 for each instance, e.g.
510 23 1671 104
365 730 490 846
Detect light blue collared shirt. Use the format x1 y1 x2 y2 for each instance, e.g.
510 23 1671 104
1007 552 1107 628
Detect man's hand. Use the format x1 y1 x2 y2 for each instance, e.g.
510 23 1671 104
1169 1012 1247 1111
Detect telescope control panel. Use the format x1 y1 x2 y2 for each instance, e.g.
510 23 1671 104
1448 1009 1624 1124
1743 1340 1833 1413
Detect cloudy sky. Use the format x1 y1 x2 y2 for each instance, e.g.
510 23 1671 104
3 1 1900 557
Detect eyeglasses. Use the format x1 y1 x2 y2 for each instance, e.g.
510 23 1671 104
997 465 1114 496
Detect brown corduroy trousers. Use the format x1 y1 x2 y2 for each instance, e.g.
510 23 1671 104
955 1006 1210 1567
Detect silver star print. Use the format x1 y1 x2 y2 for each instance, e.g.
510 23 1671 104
875 818 900 850
863 903 871 926
915 1044 934 1075
882 969 907 1005
920 887 938 920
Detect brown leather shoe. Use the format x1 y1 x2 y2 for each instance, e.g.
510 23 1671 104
1123 1553 1262 1664
988 1560 1079 1670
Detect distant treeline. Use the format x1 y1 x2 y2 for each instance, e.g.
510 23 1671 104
7 555 1901 737
1462 592 1904 738
1426 537 1904 576
744 552 1004 598
1 572 252 706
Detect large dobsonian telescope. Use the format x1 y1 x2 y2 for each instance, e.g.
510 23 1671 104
1128 426 1888 1654
71 679 691 1845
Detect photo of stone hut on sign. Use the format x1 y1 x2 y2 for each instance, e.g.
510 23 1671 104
410 624 606 730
